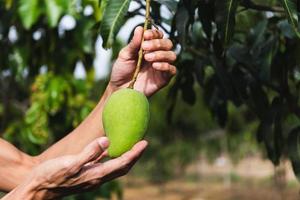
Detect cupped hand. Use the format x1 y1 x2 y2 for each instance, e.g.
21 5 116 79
109 26 177 97
25 137 147 199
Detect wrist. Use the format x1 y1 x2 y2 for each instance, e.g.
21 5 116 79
97 83 118 109
102 83 118 101
23 177 47 199
106 82 118 94
4 178 46 200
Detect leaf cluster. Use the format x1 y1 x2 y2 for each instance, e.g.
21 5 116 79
100 0 300 180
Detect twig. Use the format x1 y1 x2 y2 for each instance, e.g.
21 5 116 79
128 0 151 89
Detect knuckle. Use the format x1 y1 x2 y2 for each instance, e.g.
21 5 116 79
162 63 169 69
118 49 127 57
118 48 131 60
155 40 162 48
61 160 80 176
152 53 157 60
61 158 74 169
145 30 152 37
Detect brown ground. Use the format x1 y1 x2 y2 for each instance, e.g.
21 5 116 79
121 179 300 200
118 157 300 200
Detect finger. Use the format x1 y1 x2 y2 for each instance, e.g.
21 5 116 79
152 62 177 75
144 51 177 63
119 26 144 59
85 141 148 181
77 137 110 166
92 150 109 164
144 29 163 40
142 39 173 51
102 140 148 174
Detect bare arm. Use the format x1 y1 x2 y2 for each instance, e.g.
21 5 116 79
2 138 147 200
37 85 115 160
0 27 176 192
0 86 115 192
33 27 176 162
0 139 38 192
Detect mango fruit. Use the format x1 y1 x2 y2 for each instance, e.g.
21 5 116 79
102 88 150 158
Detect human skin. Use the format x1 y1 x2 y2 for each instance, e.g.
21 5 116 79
0 26 177 196
2 137 148 199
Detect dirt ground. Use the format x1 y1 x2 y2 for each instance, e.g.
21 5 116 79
119 156 300 200
121 179 300 200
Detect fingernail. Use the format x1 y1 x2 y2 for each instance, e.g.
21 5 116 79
99 137 110 149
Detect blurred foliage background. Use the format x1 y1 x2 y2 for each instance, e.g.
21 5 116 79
1 0 300 199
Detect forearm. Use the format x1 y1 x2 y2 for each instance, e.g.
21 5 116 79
0 85 116 192
37 84 116 161
2 177 45 200
3 184 37 200
0 139 38 192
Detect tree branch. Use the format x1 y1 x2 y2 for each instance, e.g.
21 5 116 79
241 0 284 13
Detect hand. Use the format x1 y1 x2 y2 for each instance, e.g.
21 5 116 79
4 137 147 200
109 26 177 97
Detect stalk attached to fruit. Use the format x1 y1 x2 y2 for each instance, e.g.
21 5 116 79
128 0 151 89
103 0 152 158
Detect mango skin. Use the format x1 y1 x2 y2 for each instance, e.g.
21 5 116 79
103 88 150 158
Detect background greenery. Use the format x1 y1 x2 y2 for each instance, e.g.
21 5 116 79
1 0 300 199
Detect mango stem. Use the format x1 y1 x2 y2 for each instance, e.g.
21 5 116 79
128 0 151 89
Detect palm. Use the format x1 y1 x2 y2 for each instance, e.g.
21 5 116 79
111 58 170 97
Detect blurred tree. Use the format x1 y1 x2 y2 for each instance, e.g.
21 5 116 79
2 0 300 198
132 86 259 183
101 0 300 181
0 0 104 152
0 0 122 199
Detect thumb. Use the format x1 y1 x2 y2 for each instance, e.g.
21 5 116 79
77 137 110 166
123 26 144 57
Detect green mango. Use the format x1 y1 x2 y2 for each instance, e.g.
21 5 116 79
102 88 150 158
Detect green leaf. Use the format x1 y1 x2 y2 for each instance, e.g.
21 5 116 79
99 0 131 49
174 4 190 47
84 0 107 21
18 0 41 29
97 0 108 21
45 0 65 27
5 0 13 9
279 0 300 37
215 0 240 47
198 2 214 40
